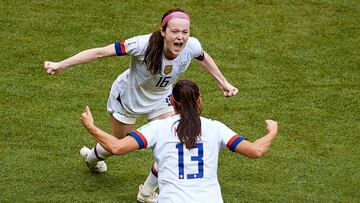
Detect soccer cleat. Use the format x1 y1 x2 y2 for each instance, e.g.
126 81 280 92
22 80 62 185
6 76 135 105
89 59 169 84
137 184 158 203
80 146 107 173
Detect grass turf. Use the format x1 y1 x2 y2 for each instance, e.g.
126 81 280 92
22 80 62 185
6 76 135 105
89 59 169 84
1 0 359 202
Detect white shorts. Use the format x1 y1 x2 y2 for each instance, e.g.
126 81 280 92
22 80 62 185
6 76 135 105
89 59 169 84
107 95 174 124
106 70 174 124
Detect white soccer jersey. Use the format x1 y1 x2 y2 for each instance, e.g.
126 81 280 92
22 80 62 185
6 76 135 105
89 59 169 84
110 34 204 115
128 114 245 203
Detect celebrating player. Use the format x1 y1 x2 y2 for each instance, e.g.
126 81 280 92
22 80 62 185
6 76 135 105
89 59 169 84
44 8 238 202
80 79 278 203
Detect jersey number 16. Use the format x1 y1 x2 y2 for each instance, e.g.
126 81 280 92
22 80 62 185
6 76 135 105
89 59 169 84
156 76 171 87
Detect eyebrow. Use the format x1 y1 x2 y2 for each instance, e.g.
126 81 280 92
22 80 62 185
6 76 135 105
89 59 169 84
170 28 189 32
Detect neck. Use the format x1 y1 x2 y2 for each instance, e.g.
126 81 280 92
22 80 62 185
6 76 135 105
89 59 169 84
163 51 177 60
163 44 177 60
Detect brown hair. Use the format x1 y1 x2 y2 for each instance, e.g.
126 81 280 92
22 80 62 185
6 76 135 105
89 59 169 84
144 8 189 75
172 79 201 149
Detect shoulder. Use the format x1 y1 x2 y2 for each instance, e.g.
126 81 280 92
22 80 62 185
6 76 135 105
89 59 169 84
184 37 203 58
125 33 151 46
124 33 151 55
186 37 202 48
201 117 232 133
200 117 223 128
200 116 220 123
126 33 151 41
142 117 173 130
140 118 162 129
136 33 152 42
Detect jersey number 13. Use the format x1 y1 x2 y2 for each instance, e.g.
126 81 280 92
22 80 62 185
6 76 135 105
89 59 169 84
176 143 204 179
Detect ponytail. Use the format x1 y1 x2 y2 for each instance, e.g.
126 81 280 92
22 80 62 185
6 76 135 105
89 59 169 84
172 79 201 149
144 31 163 74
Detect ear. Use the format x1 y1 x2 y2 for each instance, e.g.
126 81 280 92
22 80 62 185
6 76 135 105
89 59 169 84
169 95 175 106
170 95 179 112
160 27 166 37
196 96 203 107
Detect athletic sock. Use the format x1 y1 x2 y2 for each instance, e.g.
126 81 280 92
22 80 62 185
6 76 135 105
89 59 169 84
87 143 112 163
95 143 112 159
143 162 159 191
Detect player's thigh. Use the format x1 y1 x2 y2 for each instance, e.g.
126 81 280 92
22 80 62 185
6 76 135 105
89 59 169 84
149 111 175 121
110 114 136 139
147 100 174 121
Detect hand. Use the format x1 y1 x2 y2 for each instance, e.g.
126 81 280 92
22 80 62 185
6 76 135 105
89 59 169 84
219 82 239 97
80 106 94 129
265 120 278 135
44 61 63 75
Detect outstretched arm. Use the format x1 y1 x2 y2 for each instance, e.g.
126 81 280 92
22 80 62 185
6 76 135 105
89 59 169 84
196 51 239 97
44 43 116 75
235 120 278 158
80 106 139 155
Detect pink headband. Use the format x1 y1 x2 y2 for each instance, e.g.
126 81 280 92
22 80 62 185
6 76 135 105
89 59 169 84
161 11 190 27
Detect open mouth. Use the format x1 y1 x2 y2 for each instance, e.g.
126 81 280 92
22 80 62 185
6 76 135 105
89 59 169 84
174 42 183 50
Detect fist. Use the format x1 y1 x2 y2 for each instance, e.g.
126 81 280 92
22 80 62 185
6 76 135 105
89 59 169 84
80 106 94 129
220 82 239 97
44 61 62 75
265 120 278 135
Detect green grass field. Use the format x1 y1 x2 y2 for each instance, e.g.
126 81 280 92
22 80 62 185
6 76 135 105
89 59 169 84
1 0 360 202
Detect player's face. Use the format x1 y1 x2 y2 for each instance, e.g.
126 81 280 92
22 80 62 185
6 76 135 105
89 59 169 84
161 18 190 58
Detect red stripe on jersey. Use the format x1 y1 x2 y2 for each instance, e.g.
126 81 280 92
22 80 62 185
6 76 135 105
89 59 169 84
120 40 126 55
135 130 148 148
226 135 239 149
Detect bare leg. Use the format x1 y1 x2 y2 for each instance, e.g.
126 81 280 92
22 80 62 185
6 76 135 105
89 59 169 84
94 114 136 159
148 111 175 122
110 114 136 139
84 114 136 165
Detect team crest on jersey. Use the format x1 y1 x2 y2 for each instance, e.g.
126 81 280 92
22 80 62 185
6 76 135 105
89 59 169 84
163 65 173 75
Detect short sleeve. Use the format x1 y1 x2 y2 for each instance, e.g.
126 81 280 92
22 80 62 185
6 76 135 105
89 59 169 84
115 40 126 56
214 121 246 152
187 37 204 59
127 121 158 149
115 34 150 56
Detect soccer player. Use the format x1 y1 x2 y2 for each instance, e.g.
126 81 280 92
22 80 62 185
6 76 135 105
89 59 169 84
44 8 238 202
80 79 278 203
